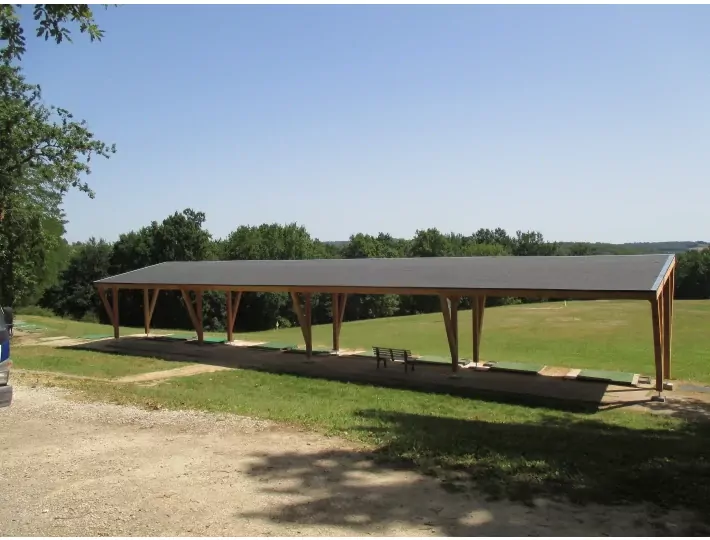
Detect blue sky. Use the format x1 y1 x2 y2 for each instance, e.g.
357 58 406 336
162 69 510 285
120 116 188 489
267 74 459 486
21 5 710 244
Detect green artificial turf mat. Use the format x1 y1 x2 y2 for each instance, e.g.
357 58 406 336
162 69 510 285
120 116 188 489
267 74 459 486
577 369 636 385
13 321 45 332
487 361 545 374
248 341 298 351
151 334 195 341
202 336 228 344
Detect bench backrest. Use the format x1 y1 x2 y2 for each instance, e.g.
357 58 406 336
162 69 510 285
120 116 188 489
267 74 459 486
372 346 412 361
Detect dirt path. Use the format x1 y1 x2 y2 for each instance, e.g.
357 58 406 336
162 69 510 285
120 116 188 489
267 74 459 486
115 364 232 383
1 384 699 536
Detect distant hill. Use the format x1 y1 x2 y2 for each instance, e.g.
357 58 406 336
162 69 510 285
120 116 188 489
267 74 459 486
324 239 708 254
560 241 708 255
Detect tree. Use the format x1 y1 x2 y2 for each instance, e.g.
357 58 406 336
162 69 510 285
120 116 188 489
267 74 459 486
675 250 710 299
0 64 115 305
107 209 215 330
1 4 108 63
0 64 116 220
0 5 114 307
150 209 214 262
224 223 319 261
410 228 454 258
565 242 594 256
511 230 559 256
39 237 112 319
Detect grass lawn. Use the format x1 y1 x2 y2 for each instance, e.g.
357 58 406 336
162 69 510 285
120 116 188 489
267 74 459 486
250 299 710 382
15 316 152 340
11 299 710 519
27 367 710 519
17 299 710 382
12 346 185 379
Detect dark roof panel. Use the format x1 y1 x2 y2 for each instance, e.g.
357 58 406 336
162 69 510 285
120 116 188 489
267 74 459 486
95 254 674 293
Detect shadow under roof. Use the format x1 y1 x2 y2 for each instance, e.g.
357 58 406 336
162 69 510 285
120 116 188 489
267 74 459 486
95 254 675 297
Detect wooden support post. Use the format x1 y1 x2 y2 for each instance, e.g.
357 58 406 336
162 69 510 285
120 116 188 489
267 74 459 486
226 291 232 342
304 292 312 357
451 295 459 361
330 293 348 353
146 288 160 336
663 271 673 380
290 291 313 357
332 293 340 353
472 296 479 364
226 292 233 343
226 291 242 343
143 288 150 335
472 295 486 364
98 286 114 328
650 296 665 394
338 293 347 327
180 289 201 341
195 290 204 344
439 295 459 372
111 286 120 339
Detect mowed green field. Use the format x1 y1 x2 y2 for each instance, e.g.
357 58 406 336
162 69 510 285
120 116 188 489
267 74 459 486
12 300 710 518
251 299 710 381
18 299 710 383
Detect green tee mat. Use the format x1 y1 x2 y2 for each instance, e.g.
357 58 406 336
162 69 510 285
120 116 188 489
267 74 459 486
576 369 636 385
485 361 545 374
247 341 298 351
13 321 45 332
183 336 227 344
151 334 196 341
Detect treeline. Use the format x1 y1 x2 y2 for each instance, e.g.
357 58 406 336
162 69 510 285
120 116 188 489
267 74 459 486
31 208 710 333
1 9 708 333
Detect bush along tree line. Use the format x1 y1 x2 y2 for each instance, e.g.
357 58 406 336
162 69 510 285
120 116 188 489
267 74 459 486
30 208 710 333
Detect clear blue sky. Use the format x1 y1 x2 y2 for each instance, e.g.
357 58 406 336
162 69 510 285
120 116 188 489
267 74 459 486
22 5 710 244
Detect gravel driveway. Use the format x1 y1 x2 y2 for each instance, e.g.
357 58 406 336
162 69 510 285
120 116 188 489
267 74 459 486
0 384 697 536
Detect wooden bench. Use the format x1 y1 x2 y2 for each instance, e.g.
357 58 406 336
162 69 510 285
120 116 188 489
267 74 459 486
372 346 415 373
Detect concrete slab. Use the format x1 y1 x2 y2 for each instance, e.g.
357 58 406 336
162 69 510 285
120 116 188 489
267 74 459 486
59 335 654 409
564 369 581 380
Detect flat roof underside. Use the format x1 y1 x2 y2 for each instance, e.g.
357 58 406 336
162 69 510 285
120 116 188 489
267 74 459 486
95 254 674 294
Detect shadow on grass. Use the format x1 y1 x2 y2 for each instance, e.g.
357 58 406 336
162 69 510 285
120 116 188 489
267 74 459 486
60 337 609 413
240 410 710 535
602 396 710 422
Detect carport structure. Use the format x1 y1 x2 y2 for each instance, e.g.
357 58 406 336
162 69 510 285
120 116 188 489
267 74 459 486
94 254 676 394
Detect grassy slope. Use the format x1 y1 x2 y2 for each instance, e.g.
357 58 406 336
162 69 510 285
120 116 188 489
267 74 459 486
251 299 710 381
18 299 710 382
13 346 182 378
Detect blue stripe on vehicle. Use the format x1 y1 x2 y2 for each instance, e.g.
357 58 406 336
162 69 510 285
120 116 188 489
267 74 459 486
0 330 9 362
